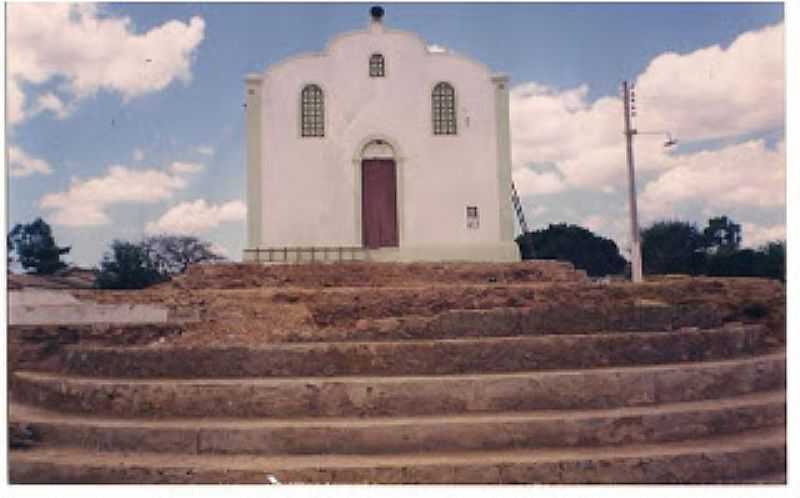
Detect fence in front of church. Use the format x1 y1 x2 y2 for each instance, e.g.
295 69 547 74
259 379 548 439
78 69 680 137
244 247 369 263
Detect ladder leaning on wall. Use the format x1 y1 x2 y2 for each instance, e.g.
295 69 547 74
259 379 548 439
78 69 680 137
511 181 529 234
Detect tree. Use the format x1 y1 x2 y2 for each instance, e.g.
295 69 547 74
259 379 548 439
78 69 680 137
7 233 14 266
640 220 706 275
141 235 225 276
706 248 759 277
515 223 627 277
94 240 167 290
702 216 741 254
641 215 784 282
757 241 785 282
7 218 70 274
94 236 225 289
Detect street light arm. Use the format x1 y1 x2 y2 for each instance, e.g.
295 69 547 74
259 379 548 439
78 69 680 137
635 131 678 147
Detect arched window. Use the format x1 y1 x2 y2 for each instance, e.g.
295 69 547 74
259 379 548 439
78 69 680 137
432 82 457 135
369 53 385 77
301 84 324 137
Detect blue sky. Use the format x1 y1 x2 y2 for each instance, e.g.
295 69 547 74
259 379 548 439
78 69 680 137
7 2 785 267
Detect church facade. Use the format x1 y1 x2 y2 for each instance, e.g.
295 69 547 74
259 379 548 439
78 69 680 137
243 8 518 262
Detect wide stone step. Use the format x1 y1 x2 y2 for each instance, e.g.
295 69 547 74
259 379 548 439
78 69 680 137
9 426 786 484
11 350 785 418
309 304 727 343
9 390 784 456
53 324 768 378
8 323 185 347
734 471 787 484
8 323 185 372
169 261 589 290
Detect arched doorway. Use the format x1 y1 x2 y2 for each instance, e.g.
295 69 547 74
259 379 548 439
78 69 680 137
360 140 398 248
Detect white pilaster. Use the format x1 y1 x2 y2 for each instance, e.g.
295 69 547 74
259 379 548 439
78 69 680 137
492 73 514 243
244 73 264 256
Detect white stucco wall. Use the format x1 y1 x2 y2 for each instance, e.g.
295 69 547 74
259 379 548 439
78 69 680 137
245 19 518 262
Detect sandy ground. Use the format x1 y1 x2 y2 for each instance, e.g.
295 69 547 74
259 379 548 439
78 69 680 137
54 262 784 348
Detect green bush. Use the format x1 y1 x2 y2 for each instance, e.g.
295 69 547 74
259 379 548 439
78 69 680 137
641 220 706 275
94 240 167 290
8 218 70 274
641 216 784 282
516 223 626 277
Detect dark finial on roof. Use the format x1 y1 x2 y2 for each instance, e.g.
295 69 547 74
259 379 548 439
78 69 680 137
370 6 385 22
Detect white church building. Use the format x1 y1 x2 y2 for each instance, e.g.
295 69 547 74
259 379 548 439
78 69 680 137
243 6 519 263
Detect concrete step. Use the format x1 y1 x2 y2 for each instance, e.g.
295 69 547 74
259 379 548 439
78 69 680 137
11 350 785 418
169 261 589 290
734 471 786 484
8 425 786 484
309 304 727 342
8 323 185 347
9 390 784 456
309 291 723 328
53 324 768 378
8 323 185 373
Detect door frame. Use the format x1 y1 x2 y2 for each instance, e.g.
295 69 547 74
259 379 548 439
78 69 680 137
352 136 405 248
361 159 399 248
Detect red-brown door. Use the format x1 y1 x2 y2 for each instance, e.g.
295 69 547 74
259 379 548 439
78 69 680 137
362 159 398 248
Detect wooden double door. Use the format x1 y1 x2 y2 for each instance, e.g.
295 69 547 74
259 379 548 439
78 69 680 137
361 159 398 248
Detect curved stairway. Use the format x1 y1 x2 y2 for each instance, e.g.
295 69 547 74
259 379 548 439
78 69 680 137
8 265 786 484
9 320 785 483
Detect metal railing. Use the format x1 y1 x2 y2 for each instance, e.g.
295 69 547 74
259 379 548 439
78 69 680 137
244 246 368 263
511 181 529 234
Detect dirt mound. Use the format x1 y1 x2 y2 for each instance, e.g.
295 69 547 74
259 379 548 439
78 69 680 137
73 272 784 348
8 268 95 290
163 261 587 290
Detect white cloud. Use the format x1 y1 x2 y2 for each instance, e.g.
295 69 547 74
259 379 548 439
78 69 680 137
209 243 230 258
7 3 205 128
510 24 785 222
639 139 785 217
581 215 629 247
145 200 246 235
40 165 189 226
633 23 784 142
133 149 145 161
31 92 69 119
525 205 548 219
9 146 53 177
7 79 27 126
427 44 449 54
168 161 204 175
582 214 609 234
741 223 785 248
513 168 566 195
510 82 630 190
196 145 215 156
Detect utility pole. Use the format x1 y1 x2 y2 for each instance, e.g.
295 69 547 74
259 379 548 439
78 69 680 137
622 80 643 283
